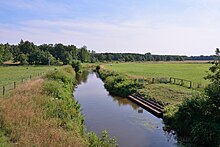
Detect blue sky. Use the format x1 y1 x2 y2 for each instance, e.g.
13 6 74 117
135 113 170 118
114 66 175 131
0 0 220 55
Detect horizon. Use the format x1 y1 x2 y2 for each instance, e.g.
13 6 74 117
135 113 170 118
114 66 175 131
0 0 219 56
1 39 216 56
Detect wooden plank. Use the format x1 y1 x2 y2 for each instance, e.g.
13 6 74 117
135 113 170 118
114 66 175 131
128 95 163 118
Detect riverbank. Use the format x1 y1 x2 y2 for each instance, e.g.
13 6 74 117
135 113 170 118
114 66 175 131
96 65 194 106
95 62 220 146
74 70 177 147
0 66 117 146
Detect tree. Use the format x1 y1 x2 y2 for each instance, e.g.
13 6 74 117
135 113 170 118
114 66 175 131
204 48 220 120
72 60 82 73
63 51 72 65
19 53 28 65
78 46 90 63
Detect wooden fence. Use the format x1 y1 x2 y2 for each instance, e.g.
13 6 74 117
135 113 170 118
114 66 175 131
137 77 194 89
170 77 192 88
1 72 45 97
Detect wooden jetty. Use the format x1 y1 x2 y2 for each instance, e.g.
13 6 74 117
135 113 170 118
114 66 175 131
128 94 164 118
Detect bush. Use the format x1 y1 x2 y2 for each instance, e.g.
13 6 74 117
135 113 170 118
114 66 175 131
72 60 82 73
96 65 101 71
88 130 118 147
165 50 220 146
190 121 220 146
45 70 74 84
102 70 142 97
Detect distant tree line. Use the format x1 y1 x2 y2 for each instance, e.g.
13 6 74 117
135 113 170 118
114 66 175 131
184 55 217 60
95 53 185 62
0 40 217 65
0 40 91 65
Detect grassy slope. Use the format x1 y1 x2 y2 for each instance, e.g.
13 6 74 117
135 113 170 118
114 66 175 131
0 78 87 146
103 62 210 105
0 66 60 86
0 66 118 146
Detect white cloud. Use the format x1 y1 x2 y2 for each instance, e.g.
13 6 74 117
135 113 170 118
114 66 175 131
1 0 220 55
0 18 219 56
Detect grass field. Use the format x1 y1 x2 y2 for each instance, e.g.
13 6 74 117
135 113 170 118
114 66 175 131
103 62 212 105
104 62 211 86
0 66 60 86
0 66 61 97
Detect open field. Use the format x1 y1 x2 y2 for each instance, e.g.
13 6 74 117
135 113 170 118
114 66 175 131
0 66 61 97
104 62 211 86
0 66 60 86
102 62 212 105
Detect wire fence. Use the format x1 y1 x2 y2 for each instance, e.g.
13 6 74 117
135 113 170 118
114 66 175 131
1 72 45 97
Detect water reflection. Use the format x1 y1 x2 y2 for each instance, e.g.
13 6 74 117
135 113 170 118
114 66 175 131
76 70 90 84
74 71 177 147
111 96 139 110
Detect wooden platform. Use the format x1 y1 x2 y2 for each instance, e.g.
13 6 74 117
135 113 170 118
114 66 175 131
128 94 164 118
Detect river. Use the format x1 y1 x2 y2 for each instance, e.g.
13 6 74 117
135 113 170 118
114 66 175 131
74 71 177 147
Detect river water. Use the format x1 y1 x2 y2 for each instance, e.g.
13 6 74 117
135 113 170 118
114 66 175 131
74 71 177 147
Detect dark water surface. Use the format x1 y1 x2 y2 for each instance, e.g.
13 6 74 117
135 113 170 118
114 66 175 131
74 71 177 147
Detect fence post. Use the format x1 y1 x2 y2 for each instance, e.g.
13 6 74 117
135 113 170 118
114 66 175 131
189 81 192 88
3 86 5 96
152 78 155 84
180 80 183 86
30 75 32 79
14 82 16 89
170 77 172 83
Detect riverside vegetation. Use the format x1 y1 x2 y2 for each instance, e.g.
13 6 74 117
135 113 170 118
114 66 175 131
163 50 220 146
95 50 220 146
0 66 117 146
1 39 219 146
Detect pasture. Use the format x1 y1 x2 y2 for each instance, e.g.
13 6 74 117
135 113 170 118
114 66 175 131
0 66 60 86
104 62 211 86
103 62 212 105
0 66 60 97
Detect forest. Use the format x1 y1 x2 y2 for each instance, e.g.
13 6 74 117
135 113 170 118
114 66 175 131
0 40 217 65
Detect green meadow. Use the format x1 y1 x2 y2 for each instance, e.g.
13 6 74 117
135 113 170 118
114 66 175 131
0 66 60 86
103 62 212 105
104 62 211 86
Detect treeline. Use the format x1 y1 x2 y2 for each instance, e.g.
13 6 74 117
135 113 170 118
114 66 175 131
0 40 92 65
95 53 185 62
0 40 217 65
185 55 217 60
95 53 217 62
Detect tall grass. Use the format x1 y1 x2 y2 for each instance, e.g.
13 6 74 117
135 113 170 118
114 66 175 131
0 66 117 146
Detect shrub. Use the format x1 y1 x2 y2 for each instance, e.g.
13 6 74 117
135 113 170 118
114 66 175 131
72 60 82 73
45 70 74 84
104 74 142 97
96 65 101 71
190 121 220 146
88 130 118 147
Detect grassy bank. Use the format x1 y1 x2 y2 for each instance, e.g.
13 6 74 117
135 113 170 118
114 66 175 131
98 68 143 97
0 66 117 146
98 63 198 106
100 61 220 146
